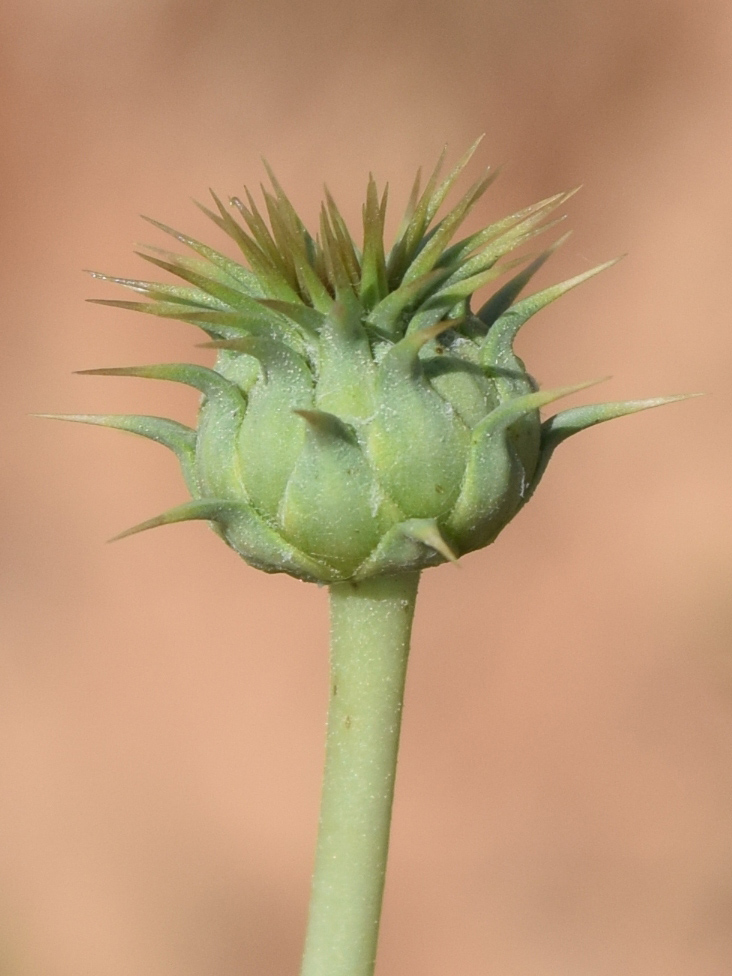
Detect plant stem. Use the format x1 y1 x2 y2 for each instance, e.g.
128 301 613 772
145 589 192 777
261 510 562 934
300 571 421 976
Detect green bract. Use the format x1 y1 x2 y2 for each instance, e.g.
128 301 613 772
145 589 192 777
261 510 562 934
57 142 683 583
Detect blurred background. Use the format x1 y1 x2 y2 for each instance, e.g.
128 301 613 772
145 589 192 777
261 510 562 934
2 0 732 974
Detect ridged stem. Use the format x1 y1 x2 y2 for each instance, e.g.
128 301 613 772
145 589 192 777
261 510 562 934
299 571 421 976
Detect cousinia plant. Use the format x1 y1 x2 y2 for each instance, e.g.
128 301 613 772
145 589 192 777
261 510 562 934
48 141 686 976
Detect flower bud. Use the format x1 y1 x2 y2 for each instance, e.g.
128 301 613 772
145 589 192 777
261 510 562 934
59 144 685 583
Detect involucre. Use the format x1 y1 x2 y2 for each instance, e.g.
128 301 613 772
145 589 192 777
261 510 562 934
55 142 682 582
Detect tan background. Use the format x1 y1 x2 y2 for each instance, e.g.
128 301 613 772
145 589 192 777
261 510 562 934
2 1 732 974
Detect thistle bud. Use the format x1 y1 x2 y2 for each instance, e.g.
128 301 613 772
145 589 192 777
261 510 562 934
57 143 685 583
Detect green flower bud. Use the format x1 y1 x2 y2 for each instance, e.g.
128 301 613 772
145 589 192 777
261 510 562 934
54 142 687 583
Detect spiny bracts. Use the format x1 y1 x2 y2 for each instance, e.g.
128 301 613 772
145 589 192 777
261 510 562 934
53 141 684 583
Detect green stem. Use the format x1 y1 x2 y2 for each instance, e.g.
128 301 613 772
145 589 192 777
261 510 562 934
300 571 421 976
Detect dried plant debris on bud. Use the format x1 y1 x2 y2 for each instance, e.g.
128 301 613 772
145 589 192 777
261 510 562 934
55 140 688 582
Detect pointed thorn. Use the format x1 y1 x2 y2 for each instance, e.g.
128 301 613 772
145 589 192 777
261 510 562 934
560 185 583 204
75 367 133 376
109 515 173 543
84 269 115 281
292 409 355 441
401 520 459 564
545 392 703 437
477 378 613 438
108 499 240 543
139 214 185 240
549 230 573 251
423 529 459 565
